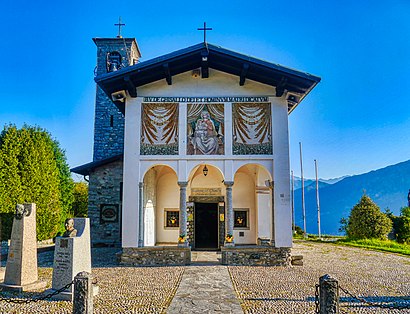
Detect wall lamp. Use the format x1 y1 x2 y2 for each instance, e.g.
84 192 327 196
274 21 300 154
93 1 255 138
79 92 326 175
203 165 208 176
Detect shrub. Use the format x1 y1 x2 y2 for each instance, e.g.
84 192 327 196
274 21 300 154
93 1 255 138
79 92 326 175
346 194 392 240
72 182 88 218
396 207 410 244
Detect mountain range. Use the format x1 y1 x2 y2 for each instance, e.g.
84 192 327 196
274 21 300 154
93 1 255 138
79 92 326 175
292 159 410 235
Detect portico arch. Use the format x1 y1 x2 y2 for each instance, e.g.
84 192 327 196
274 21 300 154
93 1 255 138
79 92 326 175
142 165 179 246
233 164 273 245
187 164 225 249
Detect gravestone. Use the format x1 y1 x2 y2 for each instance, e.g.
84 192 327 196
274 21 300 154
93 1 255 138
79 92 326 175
48 218 98 300
0 203 47 292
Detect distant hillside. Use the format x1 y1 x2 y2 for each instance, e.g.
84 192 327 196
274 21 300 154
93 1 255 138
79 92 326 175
293 176 347 190
293 159 410 235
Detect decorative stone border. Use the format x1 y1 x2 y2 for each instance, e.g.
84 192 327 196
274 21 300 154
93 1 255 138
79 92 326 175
117 246 191 266
221 246 291 266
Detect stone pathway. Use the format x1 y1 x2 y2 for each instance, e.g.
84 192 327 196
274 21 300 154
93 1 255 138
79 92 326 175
167 265 243 313
230 241 410 313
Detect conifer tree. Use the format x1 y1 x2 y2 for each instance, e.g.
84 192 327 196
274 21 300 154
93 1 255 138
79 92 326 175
0 124 74 240
396 207 410 243
346 194 392 239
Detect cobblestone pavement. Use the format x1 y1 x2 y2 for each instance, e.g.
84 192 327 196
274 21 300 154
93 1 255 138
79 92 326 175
229 241 410 314
0 248 184 314
167 265 243 313
1 243 409 313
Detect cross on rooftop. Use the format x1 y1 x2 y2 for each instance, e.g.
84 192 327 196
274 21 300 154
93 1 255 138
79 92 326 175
197 22 212 44
115 17 125 38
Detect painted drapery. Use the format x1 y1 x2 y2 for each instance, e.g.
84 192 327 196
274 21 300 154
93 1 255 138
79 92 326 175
141 103 179 155
187 104 224 155
232 103 272 155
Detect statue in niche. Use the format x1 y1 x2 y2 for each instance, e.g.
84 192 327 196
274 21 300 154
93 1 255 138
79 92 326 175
63 218 77 237
106 51 122 72
190 110 220 155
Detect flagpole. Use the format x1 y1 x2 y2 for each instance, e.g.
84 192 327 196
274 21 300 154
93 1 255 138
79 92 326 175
315 159 321 238
299 142 306 238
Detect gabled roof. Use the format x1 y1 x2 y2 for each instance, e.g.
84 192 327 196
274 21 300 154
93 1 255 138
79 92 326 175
71 154 123 176
95 42 320 113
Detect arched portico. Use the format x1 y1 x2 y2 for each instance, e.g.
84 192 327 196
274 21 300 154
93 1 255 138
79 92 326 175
142 165 179 246
233 164 273 245
185 164 226 249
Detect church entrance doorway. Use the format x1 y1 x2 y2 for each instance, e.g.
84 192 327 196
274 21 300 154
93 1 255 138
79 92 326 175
194 202 219 250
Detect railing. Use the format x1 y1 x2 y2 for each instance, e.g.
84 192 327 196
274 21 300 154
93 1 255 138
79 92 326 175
0 272 95 314
315 274 410 313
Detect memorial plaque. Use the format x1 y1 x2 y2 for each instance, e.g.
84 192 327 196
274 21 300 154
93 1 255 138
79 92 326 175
1 204 47 292
191 188 221 196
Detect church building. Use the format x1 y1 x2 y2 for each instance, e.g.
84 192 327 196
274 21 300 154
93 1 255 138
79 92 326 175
72 29 320 266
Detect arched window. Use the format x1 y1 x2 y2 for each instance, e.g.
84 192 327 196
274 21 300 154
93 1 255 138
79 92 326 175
106 51 122 72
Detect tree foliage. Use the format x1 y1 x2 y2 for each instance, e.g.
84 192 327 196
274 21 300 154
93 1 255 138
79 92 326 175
0 124 74 240
395 207 410 244
72 182 88 218
346 195 392 240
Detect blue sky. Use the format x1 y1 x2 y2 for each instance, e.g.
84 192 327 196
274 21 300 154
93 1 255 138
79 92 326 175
1 0 409 180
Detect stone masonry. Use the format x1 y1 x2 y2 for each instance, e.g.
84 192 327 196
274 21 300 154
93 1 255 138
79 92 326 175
92 38 140 161
221 246 291 266
118 247 191 266
88 38 140 246
88 160 123 246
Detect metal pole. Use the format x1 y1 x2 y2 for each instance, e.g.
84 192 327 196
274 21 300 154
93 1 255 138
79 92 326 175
299 142 306 238
291 170 295 235
315 159 321 238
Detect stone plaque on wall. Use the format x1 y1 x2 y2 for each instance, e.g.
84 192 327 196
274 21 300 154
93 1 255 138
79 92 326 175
191 188 222 196
100 204 119 223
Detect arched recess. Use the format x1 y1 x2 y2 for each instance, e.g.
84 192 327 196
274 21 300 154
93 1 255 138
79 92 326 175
187 164 225 249
233 164 272 245
143 164 178 246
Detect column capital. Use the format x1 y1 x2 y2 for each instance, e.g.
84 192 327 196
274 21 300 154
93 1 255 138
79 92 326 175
224 181 234 187
178 181 188 188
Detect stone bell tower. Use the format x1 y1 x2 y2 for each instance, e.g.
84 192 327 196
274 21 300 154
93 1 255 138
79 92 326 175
92 35 141 161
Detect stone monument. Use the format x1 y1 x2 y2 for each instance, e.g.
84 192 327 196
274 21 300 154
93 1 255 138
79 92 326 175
0 203 47 292
49 218 98 300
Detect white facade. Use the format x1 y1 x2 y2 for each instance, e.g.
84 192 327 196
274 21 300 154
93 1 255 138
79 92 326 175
121 69 292 249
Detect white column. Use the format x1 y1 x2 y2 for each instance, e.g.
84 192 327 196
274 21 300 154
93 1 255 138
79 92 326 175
138 182 144 247
271 97 292 248
178 181 188 247
268 180 275 246
224 181 234 246
122 97 141 248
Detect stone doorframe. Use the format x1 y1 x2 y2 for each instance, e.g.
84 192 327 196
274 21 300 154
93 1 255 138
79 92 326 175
188 196 225 249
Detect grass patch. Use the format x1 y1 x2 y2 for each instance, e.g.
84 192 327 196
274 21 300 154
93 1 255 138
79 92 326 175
335 238 410 255
302 237 410 256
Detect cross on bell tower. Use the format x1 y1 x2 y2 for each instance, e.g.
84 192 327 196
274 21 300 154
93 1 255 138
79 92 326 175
197 22 212 44
115 17 126 38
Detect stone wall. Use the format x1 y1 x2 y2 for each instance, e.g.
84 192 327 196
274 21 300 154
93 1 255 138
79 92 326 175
118 247 191 266
93 38 138 161
221 246 291 266
88 161 123 246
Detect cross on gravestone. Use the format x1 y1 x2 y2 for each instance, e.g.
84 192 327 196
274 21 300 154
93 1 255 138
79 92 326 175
115 17 126 38
197 22 212 43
